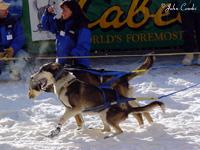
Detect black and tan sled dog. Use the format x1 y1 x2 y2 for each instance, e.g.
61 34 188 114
28 62 165 138
31 56 155 128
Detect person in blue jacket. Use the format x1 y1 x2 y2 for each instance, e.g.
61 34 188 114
0 0 28 80
41 0 91 68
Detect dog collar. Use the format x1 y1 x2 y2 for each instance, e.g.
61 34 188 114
62 77 77 89
67 78 77 85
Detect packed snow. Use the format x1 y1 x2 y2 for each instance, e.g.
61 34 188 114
0 56 200 150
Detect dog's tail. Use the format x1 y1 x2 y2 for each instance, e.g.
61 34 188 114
111 56 154 88
127 55 154 81
128 101 165 114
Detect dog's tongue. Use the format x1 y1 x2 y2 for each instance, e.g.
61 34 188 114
29 78 47 91
39 78 47 90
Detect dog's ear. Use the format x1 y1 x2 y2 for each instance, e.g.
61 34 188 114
40 62 61 73
51 63 60 71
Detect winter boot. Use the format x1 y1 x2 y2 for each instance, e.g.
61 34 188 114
9 50 29 81
10 69 21 81
182 53 194 65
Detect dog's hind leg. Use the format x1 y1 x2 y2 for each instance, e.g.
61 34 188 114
128 101 144 126
133 113 144 126
105 111 124 139
143 112 153 124
104 122 123 139
114 85 145 127
99 111 111 132
111 123 123 135
75 114 84 129
129 101 165 125
130 101 154 124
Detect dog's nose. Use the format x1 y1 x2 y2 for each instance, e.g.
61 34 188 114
28 90 35 99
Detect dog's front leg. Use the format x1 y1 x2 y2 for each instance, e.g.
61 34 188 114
49 108 79 138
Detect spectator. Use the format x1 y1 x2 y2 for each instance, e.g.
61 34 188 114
0 0 28 80
179 0 200 65
41 0 91 68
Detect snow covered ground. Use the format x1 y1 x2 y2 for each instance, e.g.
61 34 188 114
0 56 200 150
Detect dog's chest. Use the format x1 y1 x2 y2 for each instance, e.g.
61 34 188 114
54 85 72 108
59 89 72 108
54 75 77 108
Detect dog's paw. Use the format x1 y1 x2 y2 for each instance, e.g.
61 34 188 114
76 126 82 130
104 132 122 139
104 134 115 139
48 127 61 138
139 124 145 129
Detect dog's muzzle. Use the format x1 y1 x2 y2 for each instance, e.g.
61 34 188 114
31 78 48 90
28 78 48 99
28 89 37 99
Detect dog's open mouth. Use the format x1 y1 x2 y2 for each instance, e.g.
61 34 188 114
31 78 48 91
38 78 48 90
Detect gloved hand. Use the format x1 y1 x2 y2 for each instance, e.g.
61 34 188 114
0 52 5 58
4 47 14 58
47 5 55 14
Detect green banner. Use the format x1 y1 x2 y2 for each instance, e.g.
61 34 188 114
22 0 186 53
83 0 182 49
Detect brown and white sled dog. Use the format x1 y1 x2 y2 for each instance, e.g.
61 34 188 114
28 62 165 138
37 56 155 128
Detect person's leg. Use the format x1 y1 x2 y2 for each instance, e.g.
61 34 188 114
74 49 91 68
75 57 91 68
181 12 196 65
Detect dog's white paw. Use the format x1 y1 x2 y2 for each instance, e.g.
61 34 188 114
139 124 145 129
104 133 116 139
104 132 122 139
77 126 83 130
48 127 61 138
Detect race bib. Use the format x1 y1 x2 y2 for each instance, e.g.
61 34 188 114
60 31 65 37
6 34 13 40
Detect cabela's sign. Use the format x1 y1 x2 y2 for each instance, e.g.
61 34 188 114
79 0 182 49
79 0 181 29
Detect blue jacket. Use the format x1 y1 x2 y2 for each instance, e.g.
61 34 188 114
41 11 91 67
4 0 23 17
0 15 25 55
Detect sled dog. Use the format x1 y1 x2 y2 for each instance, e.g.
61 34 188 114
42 56 155 128
28 62 164 138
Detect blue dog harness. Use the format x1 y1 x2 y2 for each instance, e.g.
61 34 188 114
74 68 136 112
58 66 137 112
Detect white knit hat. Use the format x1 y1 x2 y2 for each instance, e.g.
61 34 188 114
0 0 10 10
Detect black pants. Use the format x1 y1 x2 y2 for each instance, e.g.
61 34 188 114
181 12 200 52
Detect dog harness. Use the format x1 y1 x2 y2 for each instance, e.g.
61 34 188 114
65 67 130 87
56 77 77 109
83 87 136 112
56 67 139 112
